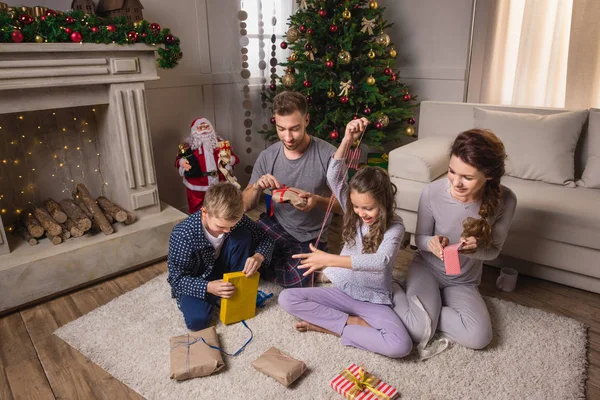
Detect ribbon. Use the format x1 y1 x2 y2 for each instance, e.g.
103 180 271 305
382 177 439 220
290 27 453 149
269 185 306 216
299 0 308 10
170 334 205 380
339 80 353 97
256 290 273 307
412 295 450 360
361 17 377 35
340 367 391 400
304 49 316 61
202 320 253 357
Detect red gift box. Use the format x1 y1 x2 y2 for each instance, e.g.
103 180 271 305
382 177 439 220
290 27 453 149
329 363 399 400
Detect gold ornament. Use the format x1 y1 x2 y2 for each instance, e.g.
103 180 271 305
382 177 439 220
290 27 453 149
389 47 397 58
286 27 300 43
289 52 298 62
366 75 376 86
34 35 44 43
375 33 391 47
367 49 375 59
406 126 415 136
337 50 352 65
133 21 141 28
327 90 336 98
369 1 379 9
352 139 360 148
377 114 390 127
342 8 351 19
282 73 296 88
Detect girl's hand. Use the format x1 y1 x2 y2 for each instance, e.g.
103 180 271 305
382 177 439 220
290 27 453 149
428 235 449 260
459 236 478 252
343 118 370 143
292 243 330 276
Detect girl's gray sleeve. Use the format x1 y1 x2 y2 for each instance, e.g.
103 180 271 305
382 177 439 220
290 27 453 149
415 185 435 253
464 189 518 261
326 157 348 213
351 222 405 272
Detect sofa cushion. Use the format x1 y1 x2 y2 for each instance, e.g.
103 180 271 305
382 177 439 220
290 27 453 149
388 136 454 183
501 176 600 250
473 108 588 186
578 108 600 188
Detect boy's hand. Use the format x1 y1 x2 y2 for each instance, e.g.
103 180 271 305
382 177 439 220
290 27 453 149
243 253 264 277
207 280 235 298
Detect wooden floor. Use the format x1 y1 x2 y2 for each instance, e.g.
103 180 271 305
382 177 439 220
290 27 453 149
1 211 599 399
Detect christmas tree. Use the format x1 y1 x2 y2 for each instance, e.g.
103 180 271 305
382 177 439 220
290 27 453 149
261 0 417 148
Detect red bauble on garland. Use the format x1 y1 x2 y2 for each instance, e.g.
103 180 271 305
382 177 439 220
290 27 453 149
307 27 314 35
65 27 72 35
106 24 116 32
299 24 306 33
127 31 139 42
19 14 33 25
403 93 411 101
150 23 161 32
318 9 327 17
329 24 338 33
40 15 46 21
325 60 334 69
65 16 75 24
91 26 99 33
70 32 83 42
303 80 312 88
46 9 57 17
11 30 24 43
340 96 349 104
165 34 175 44
329 130 339 140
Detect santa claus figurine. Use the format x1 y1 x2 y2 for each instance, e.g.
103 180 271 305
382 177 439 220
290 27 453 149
175 118 239 214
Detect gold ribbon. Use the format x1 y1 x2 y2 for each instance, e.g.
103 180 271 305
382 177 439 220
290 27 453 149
340 367 391 400
338 80 352 97
299 0 308 10
361 17 377 35
304 48 316 61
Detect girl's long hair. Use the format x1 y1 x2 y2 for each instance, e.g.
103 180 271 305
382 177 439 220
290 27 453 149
342 166 397 253
451 129 507 247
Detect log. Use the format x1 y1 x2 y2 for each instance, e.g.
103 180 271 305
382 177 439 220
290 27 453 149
59 224 71 240
65 218 84 238
16 225 37 246
33 207 62 236
43 198 67 224
75 199 101 234
103 212 114 224
124 211 137 225
75 184 114 235
59 199 92 232
97 196 127 222
23 214 44 238
46 233 62 245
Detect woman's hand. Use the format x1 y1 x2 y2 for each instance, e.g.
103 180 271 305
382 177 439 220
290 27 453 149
428 235 449 260
292 243 331 276
459 236 478 253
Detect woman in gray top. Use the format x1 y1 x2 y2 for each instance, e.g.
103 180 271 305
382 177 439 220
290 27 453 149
393 129 517 357
278 118 412 359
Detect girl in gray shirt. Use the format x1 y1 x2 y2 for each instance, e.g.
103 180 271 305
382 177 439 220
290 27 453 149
393 129 517 357
278 119 413 358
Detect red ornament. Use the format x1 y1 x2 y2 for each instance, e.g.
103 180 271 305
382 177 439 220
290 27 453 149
319 9 328 17
306 95 313 104
304 43 313 51
307 27 314 35
127 31 139 42
150 22 161 32
363 107 371 115
65 27 72 35
403 94 411 101
40 15 46 21
353 115 359 120
340 96 349 104
19 14 33 24
270 82 277 91
11 30 24 43
142 32 147 38
46 9 57 17
280 41 288 49
270 117 276 124
329 130 339 140
299 25 306 33
408 117 416 125
106 24 116 32
329 24 338 33
325 60 334 69
375 122 383 130
70 32 82 43
390 74 397 81
384 67 393 75
165 34 175 44
303 80 312 88
65 16 75 24
91 26 99 33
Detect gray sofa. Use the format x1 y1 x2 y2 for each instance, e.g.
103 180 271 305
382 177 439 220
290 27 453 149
388 101 600 293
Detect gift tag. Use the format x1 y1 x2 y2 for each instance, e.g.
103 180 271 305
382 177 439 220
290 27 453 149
443 243 462 275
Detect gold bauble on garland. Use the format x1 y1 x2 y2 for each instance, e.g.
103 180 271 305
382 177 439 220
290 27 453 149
34 35 44 43
389 47 397 58
286 27 300 43
327 90 336 98
406 125 415 136
282 72 296 88
367 49 375 59
342 8 351 19
375 32 390 47
369 1 379 9
366 75 376 86
337 50 352 65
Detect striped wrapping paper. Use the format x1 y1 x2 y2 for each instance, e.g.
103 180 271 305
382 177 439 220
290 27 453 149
328 363 399 400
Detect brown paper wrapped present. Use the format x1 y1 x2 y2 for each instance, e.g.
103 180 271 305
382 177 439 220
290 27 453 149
270 186 308 207
252 347 307 386
169 326 224 381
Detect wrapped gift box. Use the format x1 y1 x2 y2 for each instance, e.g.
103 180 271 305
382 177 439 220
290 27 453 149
367 153 389 169
329 363 399 400
169 326 224 381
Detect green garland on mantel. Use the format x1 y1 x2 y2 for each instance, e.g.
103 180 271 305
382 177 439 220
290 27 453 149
0 8 182 69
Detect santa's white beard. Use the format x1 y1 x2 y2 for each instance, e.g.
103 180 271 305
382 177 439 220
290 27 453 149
187 131 218 151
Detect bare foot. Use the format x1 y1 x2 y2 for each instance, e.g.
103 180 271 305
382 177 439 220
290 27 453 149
294 321 340 337
346 316 372 328
315 272 331 283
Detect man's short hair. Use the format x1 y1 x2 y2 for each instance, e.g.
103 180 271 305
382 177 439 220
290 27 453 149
203 182 243 221
273 91 308 116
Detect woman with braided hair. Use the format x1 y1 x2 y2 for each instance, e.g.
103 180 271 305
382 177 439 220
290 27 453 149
392 129 517 356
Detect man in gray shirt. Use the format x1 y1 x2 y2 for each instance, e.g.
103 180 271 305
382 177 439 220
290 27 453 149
243 91 340 287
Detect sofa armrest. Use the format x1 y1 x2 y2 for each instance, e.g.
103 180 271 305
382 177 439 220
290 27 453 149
388 136 454 183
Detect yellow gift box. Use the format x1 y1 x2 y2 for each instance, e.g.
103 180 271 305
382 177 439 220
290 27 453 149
219 272 259 325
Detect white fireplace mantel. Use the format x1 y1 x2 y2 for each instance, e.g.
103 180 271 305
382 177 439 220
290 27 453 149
0 43 186 313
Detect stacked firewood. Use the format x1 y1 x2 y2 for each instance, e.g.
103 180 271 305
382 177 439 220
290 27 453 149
15 183 136 246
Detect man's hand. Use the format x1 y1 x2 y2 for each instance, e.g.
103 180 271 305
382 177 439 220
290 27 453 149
181 159 191 172
344 117 370 143
294 192 319 212
253 174 281 191
428 235 449 260
243 253 264 277
207 280 235 298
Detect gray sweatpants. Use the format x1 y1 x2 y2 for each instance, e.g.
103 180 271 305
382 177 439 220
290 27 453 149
392 254 492 350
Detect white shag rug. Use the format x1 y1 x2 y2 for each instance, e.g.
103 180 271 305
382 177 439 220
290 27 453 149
55 274 587 400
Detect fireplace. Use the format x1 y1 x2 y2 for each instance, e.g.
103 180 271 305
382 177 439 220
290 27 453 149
0 43 186 313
